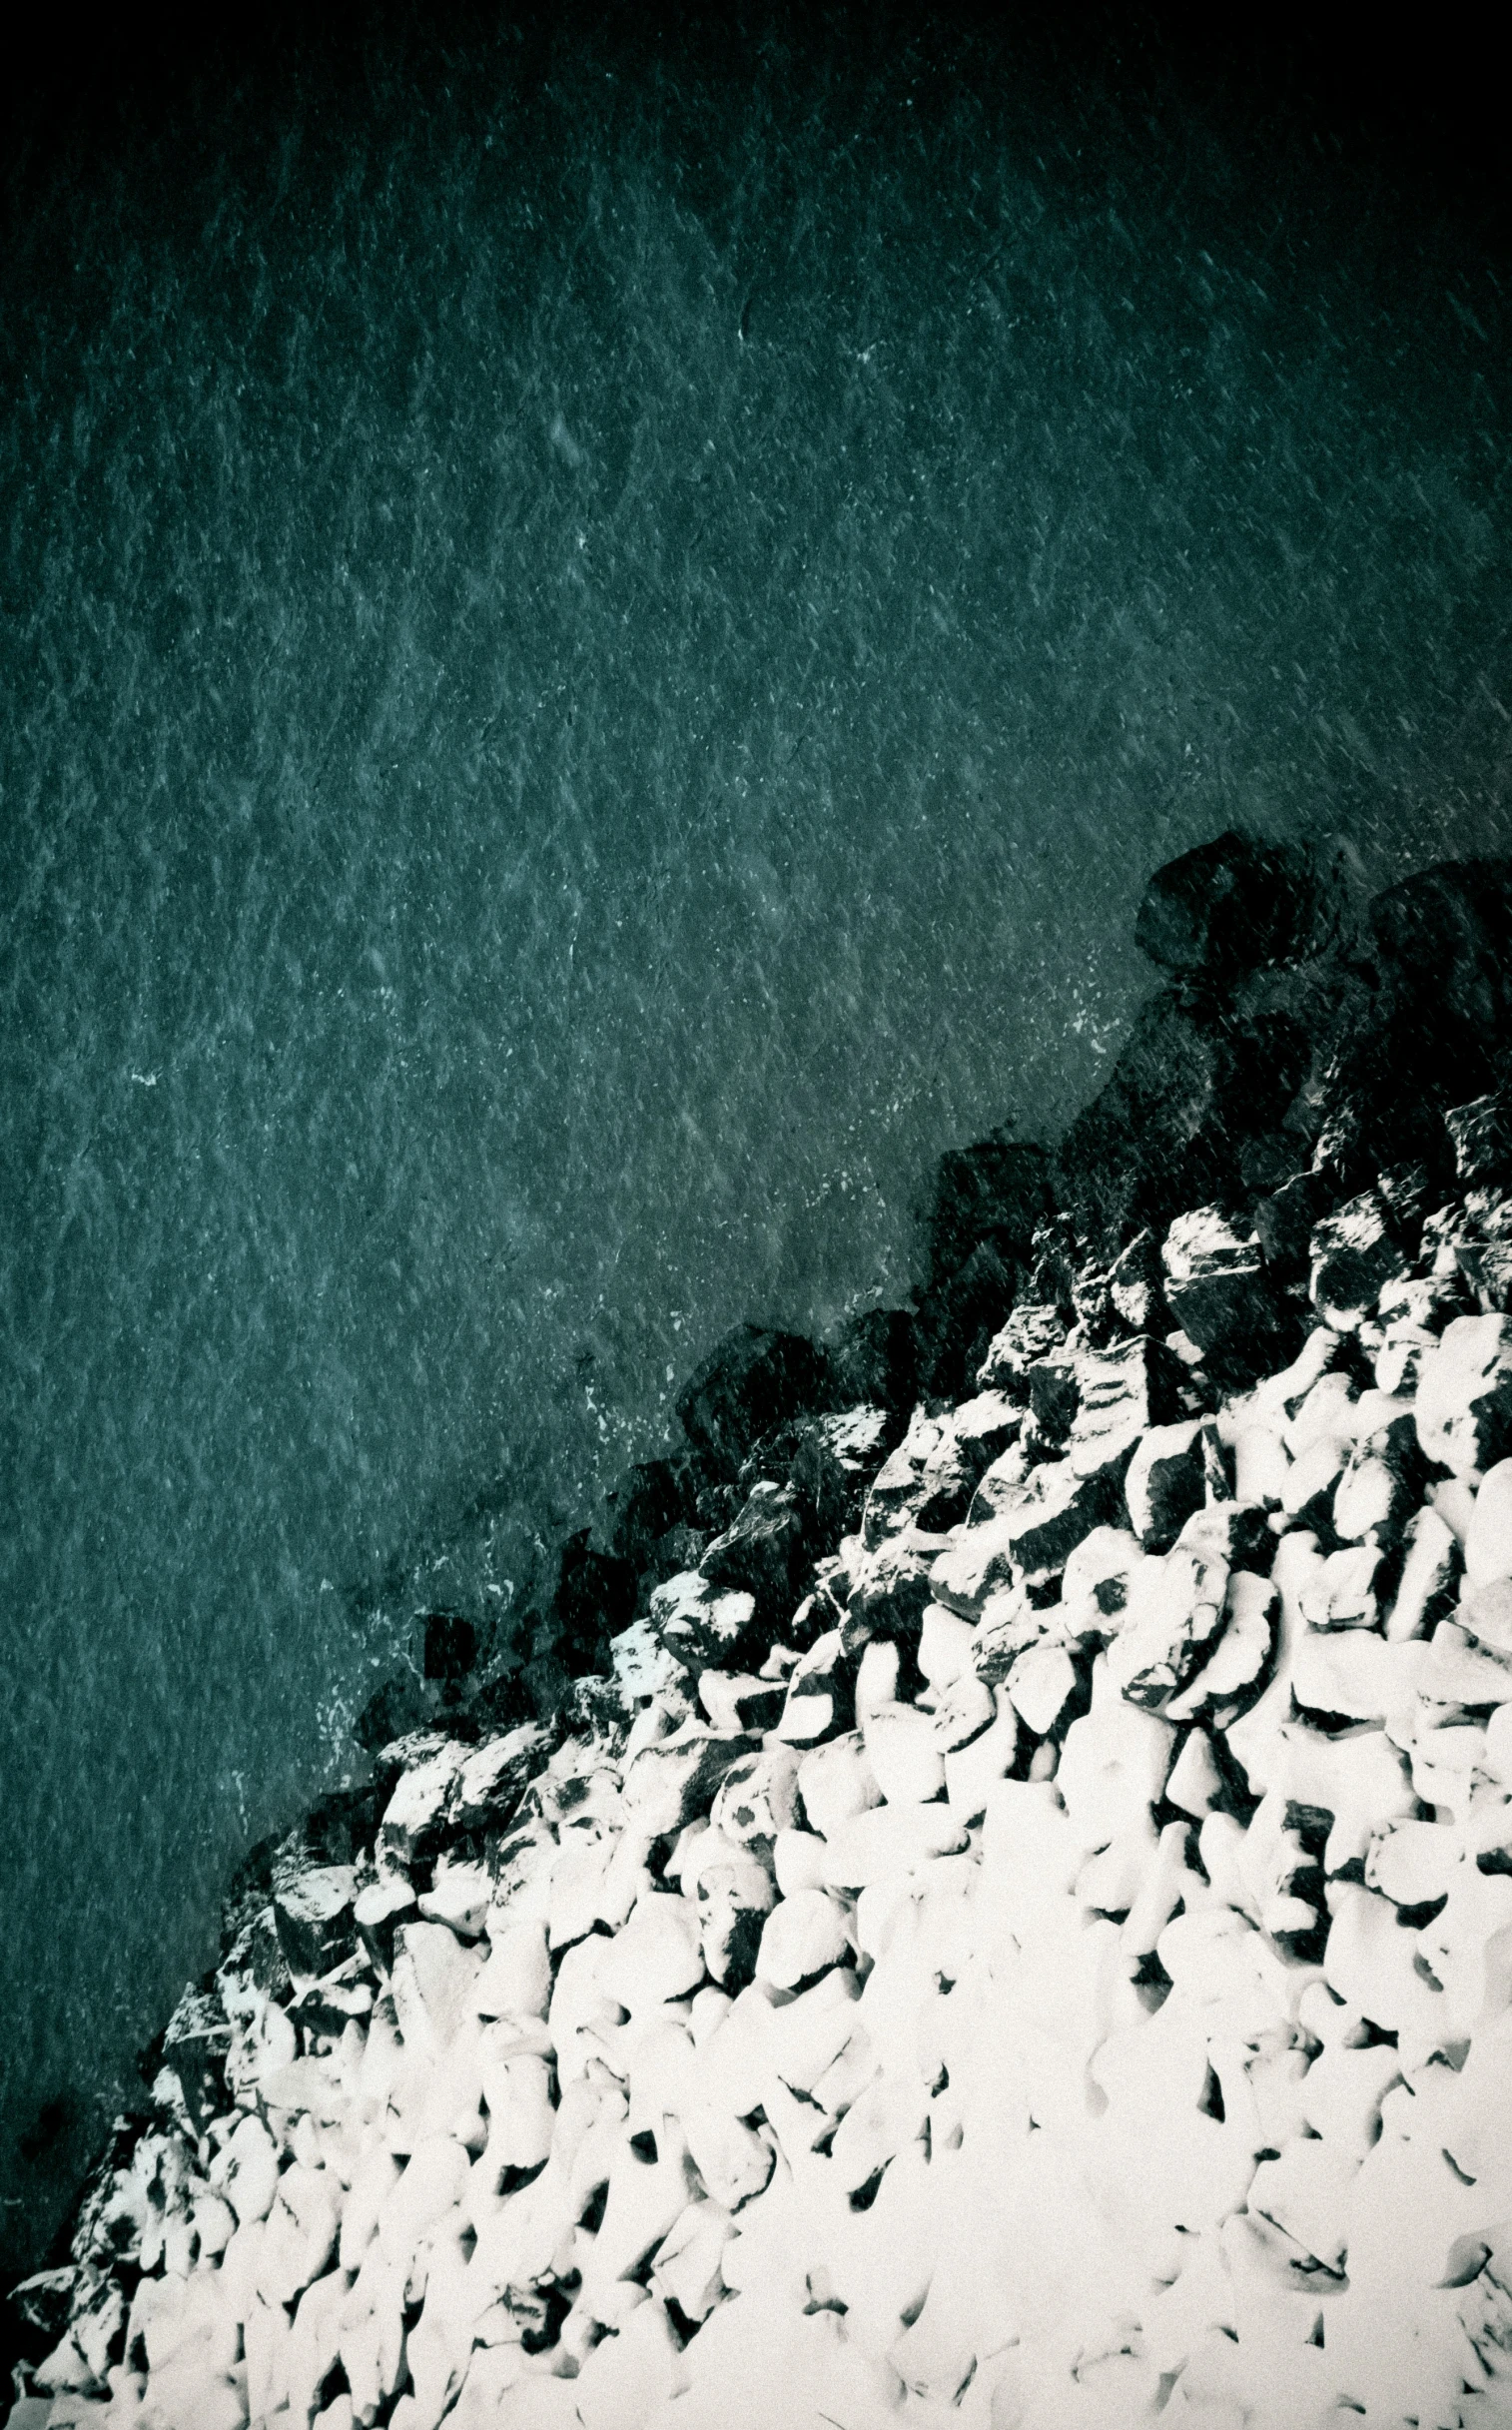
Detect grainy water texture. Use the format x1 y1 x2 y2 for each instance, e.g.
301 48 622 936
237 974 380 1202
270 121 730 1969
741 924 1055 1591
3 13 1511 2269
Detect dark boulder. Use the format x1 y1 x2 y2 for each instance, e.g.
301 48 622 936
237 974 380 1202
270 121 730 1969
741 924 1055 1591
1252 1169 1334 1277
676 1324 837 1479
466 1663 535 1733
1107 1227 1172 1336
607 1458 698 1573
354 1671 434 1754
1311 1012 1476 1189
422 1613 479 1694
1134 831 1333 983
1024 1353 1081 1460
548 1531 637 1676
920 1136 1055 1289
1366 857 1512 1026
220 1828 285 1956
1057 992 1311 1252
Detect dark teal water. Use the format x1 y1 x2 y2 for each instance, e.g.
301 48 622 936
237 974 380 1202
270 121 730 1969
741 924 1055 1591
4 13 1511 2269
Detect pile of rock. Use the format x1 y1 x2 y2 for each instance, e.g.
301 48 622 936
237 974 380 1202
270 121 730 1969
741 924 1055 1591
16 839 1512 2430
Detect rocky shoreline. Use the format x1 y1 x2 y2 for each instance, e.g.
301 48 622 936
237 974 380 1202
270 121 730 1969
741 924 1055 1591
13 833 1512 2427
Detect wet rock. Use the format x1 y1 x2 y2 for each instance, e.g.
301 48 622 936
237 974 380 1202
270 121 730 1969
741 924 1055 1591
548 1530 638 1677
1161 1207 1300 1377
1134 831 1332 983
1252 1167 1334 1275
1448 1193 1512 1316
1312 860 1512 1185
1369 857 1512 1031
421 1611 478 1693
738 1404 893 1552
1023 1347 1080 1459
677 1324 837 1480
353 1670 433 1755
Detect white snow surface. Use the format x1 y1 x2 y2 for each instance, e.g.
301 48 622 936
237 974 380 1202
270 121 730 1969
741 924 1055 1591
20 1193 1512 2429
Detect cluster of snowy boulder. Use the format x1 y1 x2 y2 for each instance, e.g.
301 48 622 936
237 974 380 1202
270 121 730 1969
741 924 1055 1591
16 837 1512 2429
19 1090 1512 2425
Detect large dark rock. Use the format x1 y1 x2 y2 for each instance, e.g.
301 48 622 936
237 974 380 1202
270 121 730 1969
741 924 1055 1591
920 1136 1055 1288
1312 859 1512 1186
916 1237 1021 1400
1367 857 1512 1023
422 1612 479 1689
1161 1207 1303 1382
1134 831 1333 983
1057 991 1312 1251
737 1406 893 1553
676 1324 837 1479
548 1530 637 1675
272 1863 358 1980
702 1482 811 1631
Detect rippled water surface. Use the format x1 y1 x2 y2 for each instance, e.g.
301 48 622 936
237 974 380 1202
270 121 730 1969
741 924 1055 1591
4 13 1512 2267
